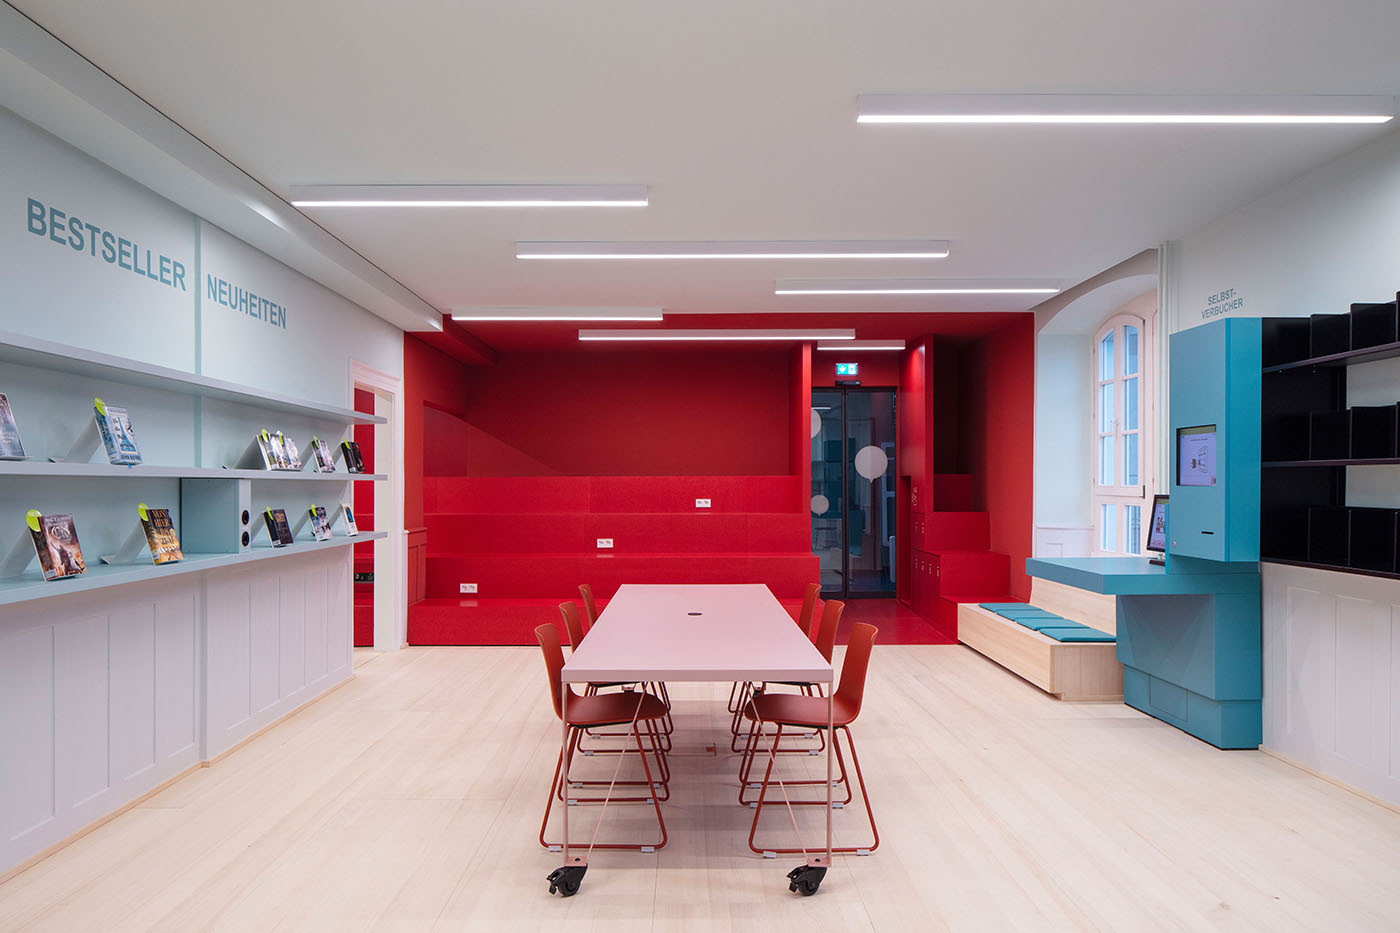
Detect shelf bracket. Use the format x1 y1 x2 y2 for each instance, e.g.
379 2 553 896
50 418 101 464
100 523 150 566
1 532 35 578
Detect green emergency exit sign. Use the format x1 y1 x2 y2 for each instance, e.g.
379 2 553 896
835 362 859 376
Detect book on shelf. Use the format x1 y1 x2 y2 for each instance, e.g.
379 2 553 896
263 508 294 547
310 436 337 473
138 503 183 564
94 398 142 465
340 440 365 473
340 501 359 537
0 393 24 460
27 509 86 580
254 430 297 471
307 505 332 542
279 432 303 471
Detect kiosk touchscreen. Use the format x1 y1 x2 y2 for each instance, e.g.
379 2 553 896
1177 424 1217 487
1145 494 1168 564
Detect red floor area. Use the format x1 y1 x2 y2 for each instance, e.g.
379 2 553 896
407 595 953 646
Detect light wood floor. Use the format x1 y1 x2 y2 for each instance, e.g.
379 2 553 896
2 644 1399 931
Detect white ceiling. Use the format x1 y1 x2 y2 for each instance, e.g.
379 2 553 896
12 0 1400 330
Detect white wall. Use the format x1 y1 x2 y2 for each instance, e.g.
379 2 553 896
1033 334 1092 556
1166 125 1400 803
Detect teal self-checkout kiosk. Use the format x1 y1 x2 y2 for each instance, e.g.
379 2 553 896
1028 318 1262 749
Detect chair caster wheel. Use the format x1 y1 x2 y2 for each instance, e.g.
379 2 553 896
786 864 826 896
546 865 587 897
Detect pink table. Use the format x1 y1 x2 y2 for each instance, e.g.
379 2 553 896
554 584 835 896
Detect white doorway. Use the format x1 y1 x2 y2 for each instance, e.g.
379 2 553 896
350 361 405 651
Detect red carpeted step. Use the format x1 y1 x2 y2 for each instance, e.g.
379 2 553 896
353 598 374 647
424 476 591 514
425 511 810 555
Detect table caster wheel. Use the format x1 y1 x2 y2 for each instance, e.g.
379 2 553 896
786 864 826 896
546 865 587 897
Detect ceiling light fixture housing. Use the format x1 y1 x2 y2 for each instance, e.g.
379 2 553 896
289 184 648 207
856 94 1397 125
452 306 664 322
777 278 1061 296
517 240 949 259
816 340 906 351
578 328 855 342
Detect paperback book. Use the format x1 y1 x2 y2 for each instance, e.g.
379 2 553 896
340 501 359 537
94 398 141 465
27 510 86 580
0 393 24 459
340 440 365 473
139 504 183 564
307 505 332 542
263 508 294 547
310 436 336 473
279 433 303 471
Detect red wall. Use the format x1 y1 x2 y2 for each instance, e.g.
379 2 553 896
811 351 901 388
405 336 476 528
458 348 792 476
959 319 1036 599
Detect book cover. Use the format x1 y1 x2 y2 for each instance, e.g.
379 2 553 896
279 432 303 471
311 437 336 473
138 503 183 564
307 505 332 542
267 431 292 470
340 440 365 473
340 501 359 537
263 508 293 547
28 510 86 580
255 430 279 470
0 393 25 459
94 398 142 465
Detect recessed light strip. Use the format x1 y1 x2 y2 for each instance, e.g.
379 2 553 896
452 306 664 322
290 184 648 207
816 340 906 351
777 278 1061 296
578 328 855 342
857 94 1396 125
518 240 949 260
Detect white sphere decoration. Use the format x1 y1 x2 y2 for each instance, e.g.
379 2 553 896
810 494 830 515
853 445 889 480
810 408 822 439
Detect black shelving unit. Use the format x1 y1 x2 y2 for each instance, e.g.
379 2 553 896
1261 296 1400 576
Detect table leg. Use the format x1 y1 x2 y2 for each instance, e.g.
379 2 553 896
547 678 587 896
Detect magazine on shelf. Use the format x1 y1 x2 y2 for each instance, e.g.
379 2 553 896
0 393 24 459
94 398 142 465
27 510 86 580
340 501 359 537
340 440 365 473
307 505 332 542
263 508 294 547
279 432 303 471
310 436 336 473
139 504 183 564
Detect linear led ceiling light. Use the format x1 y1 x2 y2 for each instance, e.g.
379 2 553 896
816 339 906 351
289 184 648 207
856 94 1396 125
518 240 949 259
777 278 1061 296
452 306 664 322
578 328 855 342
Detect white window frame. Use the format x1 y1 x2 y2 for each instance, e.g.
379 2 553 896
1091 309 1156 556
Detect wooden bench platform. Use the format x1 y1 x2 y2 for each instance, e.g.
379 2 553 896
957 577 1123 701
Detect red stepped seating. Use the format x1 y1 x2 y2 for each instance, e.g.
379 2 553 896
409 475 818 645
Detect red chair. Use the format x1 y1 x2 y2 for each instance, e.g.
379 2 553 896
578 583 600 629
560 602 673 752
730 598 843 752
728 582 820 713
579 584 674 736
741 622 879 856
535 623 669 852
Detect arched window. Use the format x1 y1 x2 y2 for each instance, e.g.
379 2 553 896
1092 310 1156 555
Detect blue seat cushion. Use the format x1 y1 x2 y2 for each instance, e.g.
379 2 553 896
1038 626 1115 643
1016 617 1082 632
979 602 1032 613
983 605 1061 619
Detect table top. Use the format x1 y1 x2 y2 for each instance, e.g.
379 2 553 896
562 583 834 684
1025 557 1260 596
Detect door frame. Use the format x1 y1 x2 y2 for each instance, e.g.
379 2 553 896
350 360 405 651
813 385 897 600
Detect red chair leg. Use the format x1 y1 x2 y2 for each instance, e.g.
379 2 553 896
747 723 876 855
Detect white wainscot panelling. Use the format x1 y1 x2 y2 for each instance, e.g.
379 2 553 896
1262 563 1400 806
1034 524 1092 559
0 577 199 872
204 548 352 759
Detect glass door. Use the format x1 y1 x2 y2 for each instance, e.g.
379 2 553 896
810 389 896 599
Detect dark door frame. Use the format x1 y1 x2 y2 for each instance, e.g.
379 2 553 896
813 385 896 600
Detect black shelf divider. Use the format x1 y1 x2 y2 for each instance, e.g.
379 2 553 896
1262 339 1400 374
1263 458 1400 468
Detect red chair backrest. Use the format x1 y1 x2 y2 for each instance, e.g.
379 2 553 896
833 623 878 722
813 599 843 663
578 584 598 631
559 601 586 652
797 582 820 640
535 623 569 721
